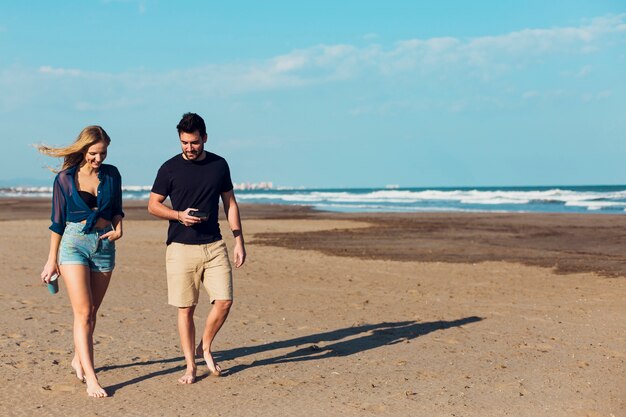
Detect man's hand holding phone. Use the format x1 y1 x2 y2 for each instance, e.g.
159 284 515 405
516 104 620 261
178 208 208 226
188 210 208 220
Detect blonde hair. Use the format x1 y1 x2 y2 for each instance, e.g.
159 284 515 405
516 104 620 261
37 125 111 172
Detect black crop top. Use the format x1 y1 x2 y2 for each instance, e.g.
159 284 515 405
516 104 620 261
78 191 98 209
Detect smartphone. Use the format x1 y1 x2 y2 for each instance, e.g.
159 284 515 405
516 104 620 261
189 210 208 220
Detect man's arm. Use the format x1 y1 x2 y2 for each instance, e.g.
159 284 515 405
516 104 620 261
221 189 246 268
148 192 201 227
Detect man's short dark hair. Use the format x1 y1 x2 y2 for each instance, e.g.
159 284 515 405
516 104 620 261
176 112 207 138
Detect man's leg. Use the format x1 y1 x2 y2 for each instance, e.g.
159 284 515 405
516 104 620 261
166 243 202 384
178 305 197 384
197 300 232 375
196 240 233 375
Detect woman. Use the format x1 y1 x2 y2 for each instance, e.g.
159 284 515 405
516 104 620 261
39 126 124 398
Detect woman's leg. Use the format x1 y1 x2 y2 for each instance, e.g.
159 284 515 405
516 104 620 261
60 264 108 398
88 270 112 332
71 271 112 382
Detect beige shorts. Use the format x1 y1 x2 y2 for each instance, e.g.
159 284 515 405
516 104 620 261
165 240 233 307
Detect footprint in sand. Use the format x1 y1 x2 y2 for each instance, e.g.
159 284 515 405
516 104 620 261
42 383 77 393
433 337 461 345
517 342 553 352
46 348 71 355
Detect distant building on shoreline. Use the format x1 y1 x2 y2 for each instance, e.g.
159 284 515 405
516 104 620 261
233 181 273 190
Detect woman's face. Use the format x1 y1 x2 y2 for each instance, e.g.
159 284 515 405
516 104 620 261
83 141 108 169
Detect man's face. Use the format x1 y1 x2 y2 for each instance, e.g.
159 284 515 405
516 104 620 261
179 130 207 160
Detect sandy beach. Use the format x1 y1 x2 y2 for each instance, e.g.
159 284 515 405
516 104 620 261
1 199 625 417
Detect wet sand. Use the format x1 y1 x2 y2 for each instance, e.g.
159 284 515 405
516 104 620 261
0 199 624 416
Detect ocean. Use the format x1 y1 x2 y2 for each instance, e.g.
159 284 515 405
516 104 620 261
2 185 625 214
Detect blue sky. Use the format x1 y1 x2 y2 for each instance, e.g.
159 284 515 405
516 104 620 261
1 0 625 188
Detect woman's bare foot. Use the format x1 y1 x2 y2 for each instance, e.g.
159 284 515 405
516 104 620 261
71 356 85 383
85 377 108 398
178 367 196 384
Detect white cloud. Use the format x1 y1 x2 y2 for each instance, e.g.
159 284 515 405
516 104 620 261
349 100 418 116
519 89 583 101
101 0 147 14
522 91 540 99
581 90 613 102
363 33 379 41
449 100 468 113
547 90 568 99
388 13 626 77
39 66 84 77
2 13 624 109
237 12 625 84
515 88 613 104
576 65 592 77
273 53 308 73
74 97 144 111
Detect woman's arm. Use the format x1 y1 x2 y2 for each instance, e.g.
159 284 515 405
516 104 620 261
41 232 62 283
102 214 124 241
101 167 124 241
43 174 65 283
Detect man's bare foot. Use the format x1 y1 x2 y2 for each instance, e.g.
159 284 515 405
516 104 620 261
195 342 204 358
85 378 108 398
202 350 221 376
178 367 196 384
71 356 85 383
196 342 222 376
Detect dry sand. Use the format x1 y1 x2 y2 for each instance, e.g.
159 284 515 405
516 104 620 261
0 200 624 417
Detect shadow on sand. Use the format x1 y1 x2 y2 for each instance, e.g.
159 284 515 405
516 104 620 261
100 316 482 394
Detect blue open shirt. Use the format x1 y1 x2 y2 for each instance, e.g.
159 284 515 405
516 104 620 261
49 164 124 235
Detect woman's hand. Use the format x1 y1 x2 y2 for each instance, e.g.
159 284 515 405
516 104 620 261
100 228 123 242
41 261 59 284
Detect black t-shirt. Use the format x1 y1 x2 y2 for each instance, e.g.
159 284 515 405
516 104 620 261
151 152 234 245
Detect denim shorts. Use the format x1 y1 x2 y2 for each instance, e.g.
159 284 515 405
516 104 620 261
59 222 116 272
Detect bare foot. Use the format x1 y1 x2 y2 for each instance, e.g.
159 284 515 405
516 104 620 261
85 378 108 398
196 342 222 376
71 356 85 383
195 342 204 358
178 368 196 384
201 349 222 376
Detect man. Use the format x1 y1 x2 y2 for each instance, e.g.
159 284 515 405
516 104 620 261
148 112 246 384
